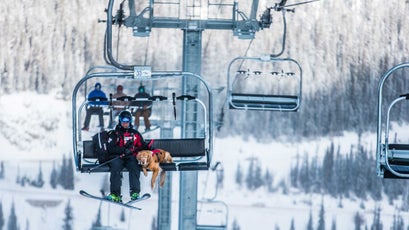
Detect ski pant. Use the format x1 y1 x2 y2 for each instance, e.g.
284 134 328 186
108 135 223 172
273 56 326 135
134 109 151 130
109 156 141 196
83 106 104 128
108 109 121 128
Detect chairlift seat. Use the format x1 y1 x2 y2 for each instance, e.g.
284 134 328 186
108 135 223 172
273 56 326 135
196 225 227 230
78 138 208 173
382 165 409 179
380 143 409 178
386 144 409 162
230 93 298 110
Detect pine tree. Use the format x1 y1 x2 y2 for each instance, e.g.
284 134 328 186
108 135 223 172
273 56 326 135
15 166 20 185
65 158 74 190
289 218 295 230
400 181 409 212
151 216 157 230
50 161 58 189
62 200 74 230
245 158 255 190
391 209 404 230
264 169 273 192
216 166 224 189
91 203 102 228
253 164 263 189
101 174 109 194
331 217 336 230
306 210 313 230
354 145 368 200
0 201 4 230
0 161 4 179
309 154 321 193
235 163 243 188
290 153 300 188
59 155 67 189
232 218 240 230
120 208 125 222
322 142 335 195
370 206 383 230
317 200 325 230
7 201 18 230
34 163 44 188
299 153 311 193
25 219 29 230
354 210 364 229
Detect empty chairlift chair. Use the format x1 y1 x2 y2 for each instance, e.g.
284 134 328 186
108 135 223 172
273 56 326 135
227 56 302 111
376 62 409 179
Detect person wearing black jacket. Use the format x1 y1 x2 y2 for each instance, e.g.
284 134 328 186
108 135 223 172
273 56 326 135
105 110 147 203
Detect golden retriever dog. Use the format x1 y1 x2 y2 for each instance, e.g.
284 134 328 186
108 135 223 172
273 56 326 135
136 149 173 189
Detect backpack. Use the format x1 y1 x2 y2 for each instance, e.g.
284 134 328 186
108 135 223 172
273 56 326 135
92 130 112 163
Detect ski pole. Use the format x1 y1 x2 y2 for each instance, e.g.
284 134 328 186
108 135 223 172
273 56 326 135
87 156 120 173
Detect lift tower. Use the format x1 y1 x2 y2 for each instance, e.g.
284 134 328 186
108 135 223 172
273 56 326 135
117 1 272 229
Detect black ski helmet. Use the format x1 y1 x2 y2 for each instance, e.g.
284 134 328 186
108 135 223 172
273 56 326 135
118 110 132 124
95 82 102 90
138 85 145 93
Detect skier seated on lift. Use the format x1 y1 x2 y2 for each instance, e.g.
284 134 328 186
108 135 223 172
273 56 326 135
82 82 107 131
105 110 152 203
108 85 128 128
134 85 152 132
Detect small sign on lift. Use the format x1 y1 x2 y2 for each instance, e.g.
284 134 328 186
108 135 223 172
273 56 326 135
133 66 152 78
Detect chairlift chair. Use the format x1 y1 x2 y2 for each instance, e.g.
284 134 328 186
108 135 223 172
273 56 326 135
376 62 409 179
196 200 229 230
227 56 302 111
72 66 214 173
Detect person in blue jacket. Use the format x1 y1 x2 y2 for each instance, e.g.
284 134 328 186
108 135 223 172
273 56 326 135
82 82 107 131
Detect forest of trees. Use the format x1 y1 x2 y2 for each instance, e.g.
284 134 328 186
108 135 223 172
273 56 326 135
232 140 409 229
14 155 74 190
234 140 409 208
3 0 409 229
2 1 409 141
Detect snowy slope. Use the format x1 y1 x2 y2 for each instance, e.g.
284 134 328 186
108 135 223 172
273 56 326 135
0 91 407 230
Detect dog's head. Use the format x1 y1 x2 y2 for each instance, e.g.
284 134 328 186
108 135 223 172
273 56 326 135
136 150 152 167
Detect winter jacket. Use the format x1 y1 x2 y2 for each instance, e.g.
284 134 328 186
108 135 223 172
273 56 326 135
134 92 152 110
88 83 107 106
107 124 145 157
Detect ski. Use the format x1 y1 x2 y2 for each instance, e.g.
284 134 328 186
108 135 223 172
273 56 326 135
125 193 151 205
79 190 150 210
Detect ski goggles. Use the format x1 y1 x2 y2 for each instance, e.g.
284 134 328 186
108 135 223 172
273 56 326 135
120 117 131 123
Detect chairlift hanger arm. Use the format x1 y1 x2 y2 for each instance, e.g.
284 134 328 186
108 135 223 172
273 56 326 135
272 0 320 12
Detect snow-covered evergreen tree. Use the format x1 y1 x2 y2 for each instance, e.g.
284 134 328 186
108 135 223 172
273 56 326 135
50 161 58 189
7 201 18 230
317 200 325 230
306 210 313 230
91 203 102 228
62 200 74 230
0 201 4 230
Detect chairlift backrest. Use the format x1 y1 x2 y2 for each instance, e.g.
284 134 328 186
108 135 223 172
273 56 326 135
227 56 302 111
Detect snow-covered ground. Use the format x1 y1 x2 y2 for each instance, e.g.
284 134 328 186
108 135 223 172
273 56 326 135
0 91 407 230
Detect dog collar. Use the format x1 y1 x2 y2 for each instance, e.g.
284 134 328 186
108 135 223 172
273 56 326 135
151 149 161 155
